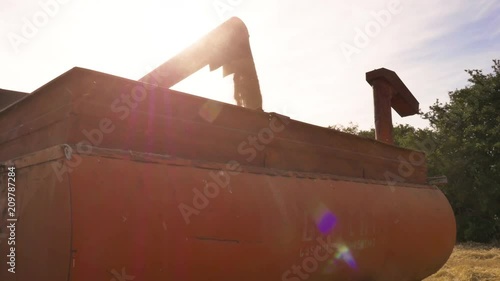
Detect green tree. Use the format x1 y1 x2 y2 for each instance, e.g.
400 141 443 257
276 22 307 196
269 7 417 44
328 122 374 138
328 123 436 157
328 123 443 178
423 60 500 242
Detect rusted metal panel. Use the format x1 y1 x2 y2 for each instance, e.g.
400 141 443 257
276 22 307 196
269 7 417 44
62 145 434 189
63 152 454 281
4 145 66 169
0 68 428 185
0 119 75 163
0 145 454 281
0 89 28 111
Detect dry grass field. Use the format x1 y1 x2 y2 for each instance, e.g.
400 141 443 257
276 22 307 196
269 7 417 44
425 243 500 281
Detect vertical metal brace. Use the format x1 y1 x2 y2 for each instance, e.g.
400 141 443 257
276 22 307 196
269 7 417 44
366 68 419 144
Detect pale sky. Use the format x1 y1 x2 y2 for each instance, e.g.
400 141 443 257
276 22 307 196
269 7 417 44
1 0 499 129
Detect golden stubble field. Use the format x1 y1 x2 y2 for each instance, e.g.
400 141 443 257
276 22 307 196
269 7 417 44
425 243 500 281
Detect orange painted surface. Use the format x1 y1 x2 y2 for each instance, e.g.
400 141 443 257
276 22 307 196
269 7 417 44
2 147 455 281
0 62 456 280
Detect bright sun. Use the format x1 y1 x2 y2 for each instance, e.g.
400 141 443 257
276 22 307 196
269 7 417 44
132 4 237 106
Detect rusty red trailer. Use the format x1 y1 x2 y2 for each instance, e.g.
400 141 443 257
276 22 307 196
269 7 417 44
0 18 455 281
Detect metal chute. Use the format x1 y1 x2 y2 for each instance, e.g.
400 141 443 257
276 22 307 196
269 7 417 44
140 17 263 110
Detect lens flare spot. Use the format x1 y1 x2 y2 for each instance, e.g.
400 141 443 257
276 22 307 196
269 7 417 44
317 212 337 234
199 100 223 123
312 203 337 234
335 244 357 269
